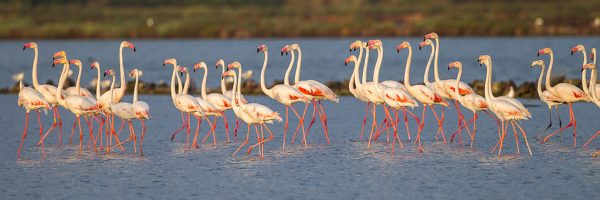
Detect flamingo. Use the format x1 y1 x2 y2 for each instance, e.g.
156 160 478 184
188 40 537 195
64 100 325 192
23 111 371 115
15 71 50 159
346 55 419 151
447 61 491 148
129 68 150 155
224 62 282 159
577 46 600 99
538 48 590 147
104 69 139 153
52 57 101 151
257 44 309 149
177 66 221 148
530 60 564 138
216 59 247 140
581 63 600 150
397 41 448 152
164 58 205 148
347 41 372 141
189 62 225 147
198 61 233 143
478 55 532 156
283 43 338 145
23 42 66 146
64 59 94 99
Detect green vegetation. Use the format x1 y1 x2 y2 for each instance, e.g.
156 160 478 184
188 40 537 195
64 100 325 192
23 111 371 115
1 0 600 38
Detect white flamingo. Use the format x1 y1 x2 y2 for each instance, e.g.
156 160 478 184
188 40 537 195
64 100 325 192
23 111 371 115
283 43 338 145
447 61 491 148
530 60 564 138
576 46 600 99
104 69 138 153
15 71 50 159
581 63 600 150
479 55 532 156
198 60 233 143
348 41 372 141
23 42 66 146
190 62 226 146
257 44 309 149
224 62 282 159
130 68 150 155
397 41 448 152
216 59 247 140
538 48 590 147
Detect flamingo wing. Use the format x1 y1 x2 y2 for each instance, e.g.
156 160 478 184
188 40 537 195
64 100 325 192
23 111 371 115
132 101 150 119
206 93 232 110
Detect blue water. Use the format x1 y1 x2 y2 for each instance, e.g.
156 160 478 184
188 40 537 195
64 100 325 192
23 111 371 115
1 93 599 199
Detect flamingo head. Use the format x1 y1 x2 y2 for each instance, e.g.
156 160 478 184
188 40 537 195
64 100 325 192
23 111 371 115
367 40 382 49
424 32 438 40
53 51 67 60
447 61 462 70
52 57 68 67
178 66 188 74
280 45 289 56
419 39 433 50
215 59 225 69
344 55 356 66
530 60 544 68
349 40 362 52
396 41 410 53
221 69 235 80
582 63 595 70
104 69 115 77
227 61 242 70
257 44 268 53
129 68 142 78
121 41 136 52
91 61 100 70
22 42 37 51
570 44 584 55
591 48 596 61
193 61 207 72
163 58 176 68
69 59 82 67
477 55 491 66
537 48 552 57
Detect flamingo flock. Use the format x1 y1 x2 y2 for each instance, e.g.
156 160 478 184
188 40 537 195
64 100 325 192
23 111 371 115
13 35 600 160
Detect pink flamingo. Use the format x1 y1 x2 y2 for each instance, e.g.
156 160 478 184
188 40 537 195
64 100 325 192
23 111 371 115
538 48 590 147
581 63 600 149
130 69 150 155
216 59 247 140
447 61 491 148
225 62 282 159
479 55 532 156
397 41 448 152
105 69 138 153
283 43 338 146
199 61 234 143
530 60 564 138
23 42 65 146
16 72 50 159
189 63 225 147
257 44 309 149
348 41 373 141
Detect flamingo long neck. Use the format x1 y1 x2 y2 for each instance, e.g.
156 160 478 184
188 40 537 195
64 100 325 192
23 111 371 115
349 59 359 95
536 64 545 99
372 46 383 84
182 71 190 94
362 46 370 84
433 37 441 83
56 62 70 106
219 63 227 94
110 75 116 105
424 43 435 86
133 72 139 102
237 67 243 101
118 45 126 95
354 45 364 88
545 51 554 92
95 66 101 99
75 64 82 94
201 68 208 99
484 60 495 103
169 62 178 101
231 72 239 110
590 66 598 101
454 67 462 102
284 50 295 86
581 49 590 95
31 46 40 89
403 46 413 88
294 46 302 84
260 51 273 98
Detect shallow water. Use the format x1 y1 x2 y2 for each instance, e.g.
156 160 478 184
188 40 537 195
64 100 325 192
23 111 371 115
3 37 600 89
1 94 600 199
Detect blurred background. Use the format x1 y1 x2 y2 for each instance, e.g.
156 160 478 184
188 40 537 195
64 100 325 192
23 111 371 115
2 0 600 39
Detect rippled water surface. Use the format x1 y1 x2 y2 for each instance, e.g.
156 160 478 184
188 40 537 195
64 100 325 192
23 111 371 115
1 94 599 199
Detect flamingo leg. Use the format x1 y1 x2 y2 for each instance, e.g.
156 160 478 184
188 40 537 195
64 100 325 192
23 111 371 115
36 111 45 157
367 103 377 148
383 107 402 150
40 107 60 147
510 120 520 154
248 124 261 157
430 106 447 144
282 106 289 149
303 101 319 147
542 103 576 146
317 101 330 144
69 119 77 145
290 103 309 145
414 106 426 153
232 124 251 157
290 105 307 147
56 106 63 147
222 114 230 143
233 117 240 141
402 109 411 141
373 105 390 142
498 120 507 156
170 112 187 141
556 106 563 139
140 120 146 156
200 117 217 145
128 121 137 154
17 112 30 159
470 112 479 148
95 116 105 150
359 102 370 141
77 116 84 151
116 120 125 137
248 124 275 156
185 113 191 148
192 117 202 148
583 130 600 148
540 108 553 138
515 122 532 156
